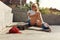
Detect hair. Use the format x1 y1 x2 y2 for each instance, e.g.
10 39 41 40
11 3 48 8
31 3 39 12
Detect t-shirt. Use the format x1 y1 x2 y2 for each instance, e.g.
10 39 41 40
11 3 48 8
27 10 36 20
27 10 36 15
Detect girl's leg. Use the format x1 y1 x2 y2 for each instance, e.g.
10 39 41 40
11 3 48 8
30 20 36 26
36 20 42 27
27 20 36 26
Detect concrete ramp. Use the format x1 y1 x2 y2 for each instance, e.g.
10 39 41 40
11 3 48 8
0 1 13 31
0 1 12 13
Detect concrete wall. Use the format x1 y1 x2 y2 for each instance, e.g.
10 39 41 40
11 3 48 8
42 14 60 25
0 1 13 31
12 8 28 22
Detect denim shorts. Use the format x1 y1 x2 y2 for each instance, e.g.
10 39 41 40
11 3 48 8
27 20 49 29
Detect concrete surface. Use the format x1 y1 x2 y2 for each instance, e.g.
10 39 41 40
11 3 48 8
0 25 60 40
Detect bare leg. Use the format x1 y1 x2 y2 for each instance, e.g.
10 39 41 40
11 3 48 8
36 20 42 27
30 20 36 26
